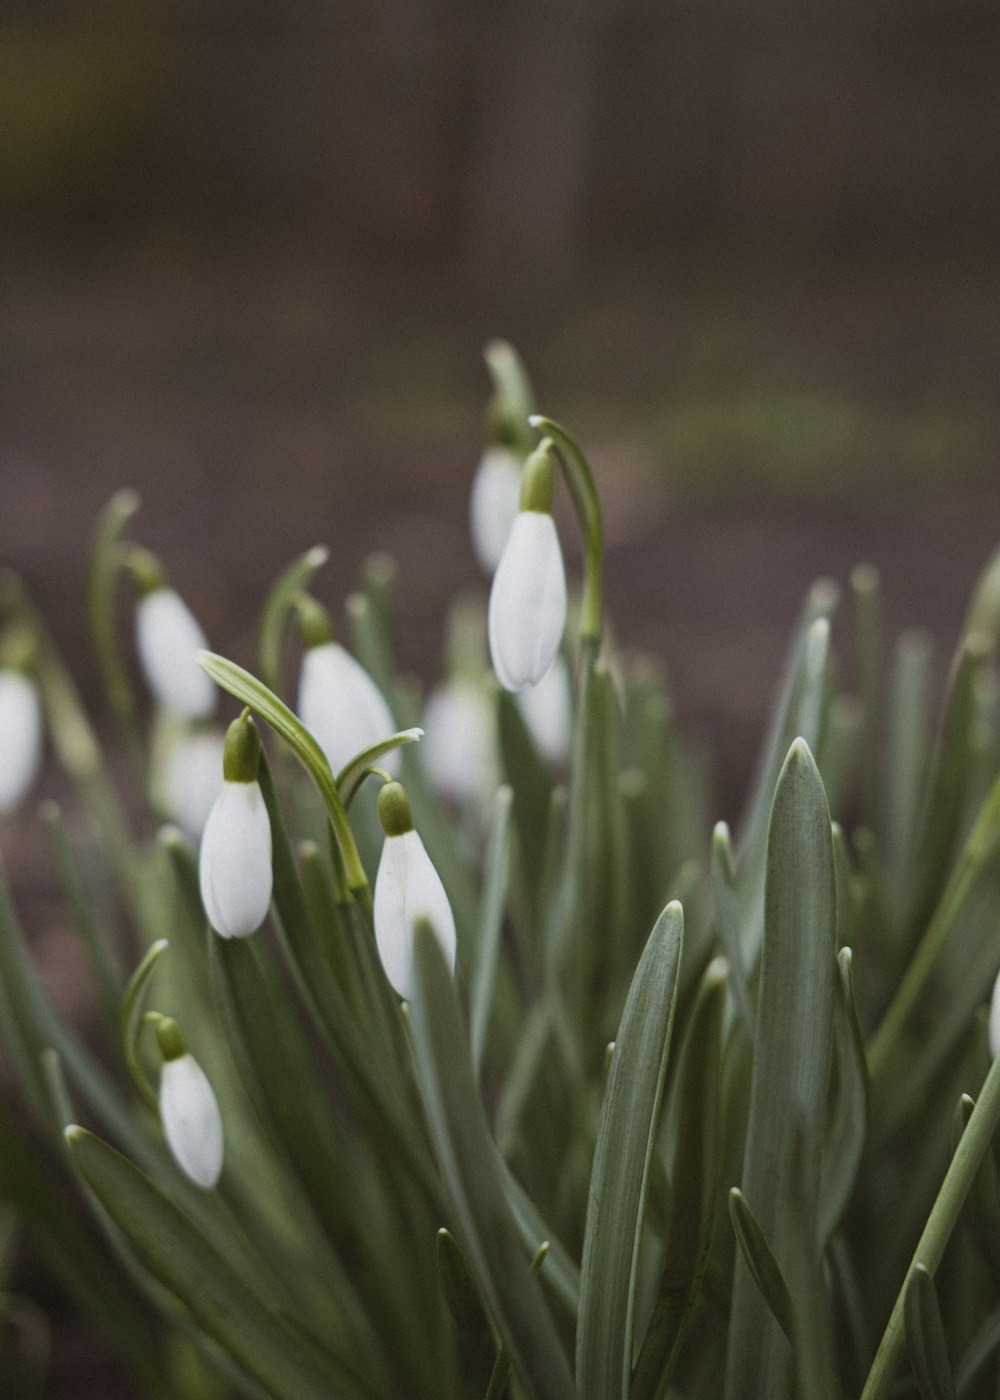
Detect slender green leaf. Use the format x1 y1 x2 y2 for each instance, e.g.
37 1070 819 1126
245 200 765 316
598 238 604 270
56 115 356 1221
471 785 514 1078
904 1265 956 1400
633 956 727 1400
66 1127 370 1400
727 1189 793 1344
712 823 754 1038
819 947 870 1244
408 922 575 1400
577 902 684 1400
726 738 837 1400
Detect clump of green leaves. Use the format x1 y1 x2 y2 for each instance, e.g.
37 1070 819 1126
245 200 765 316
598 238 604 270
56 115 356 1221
2 346 1000 1400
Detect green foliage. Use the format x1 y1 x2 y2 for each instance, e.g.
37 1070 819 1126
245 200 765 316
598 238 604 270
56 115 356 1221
2 352 1000 1398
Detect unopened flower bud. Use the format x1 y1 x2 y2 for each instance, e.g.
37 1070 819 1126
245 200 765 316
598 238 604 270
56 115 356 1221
198 716 272 937
136 586 216 719
0 669 43 814
157 1019 223 1190
469 446 522 572
298 636 398 777
374 782 456 1001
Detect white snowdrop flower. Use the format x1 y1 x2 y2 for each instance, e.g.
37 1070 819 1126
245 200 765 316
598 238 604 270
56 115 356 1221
488 444 567 693
516 653 572 765
157 1020 223 1190
374 782 456 1002
469 445 523 572
136 586 216 719
422 676 497 804
199 716 272 938
0 670 43 815
989 966 1000 1059
298 640 398 777
160 725 226 838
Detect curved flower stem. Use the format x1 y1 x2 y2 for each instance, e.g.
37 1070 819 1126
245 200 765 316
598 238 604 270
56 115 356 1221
119 940 169 1117
529 415 604 650
861 1045 1000 1398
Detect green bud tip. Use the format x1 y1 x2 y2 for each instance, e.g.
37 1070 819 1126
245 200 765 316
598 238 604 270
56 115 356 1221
0 624 39 675
378 781 414 837
155 1016 186 1062
294 591 334 649
223 713 262 783
520 441 555 513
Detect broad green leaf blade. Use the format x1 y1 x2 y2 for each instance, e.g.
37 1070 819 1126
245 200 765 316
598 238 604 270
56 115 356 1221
632 956 727 1400
66 1127 370 1400
786 1121 838 1400
408 923 575 1400
577 902 684 1400
257 544 329 692
726 738 837 1400
728 1189 793 1343
904 1265 957 1400
470 785 514 1077
819 947 870 1244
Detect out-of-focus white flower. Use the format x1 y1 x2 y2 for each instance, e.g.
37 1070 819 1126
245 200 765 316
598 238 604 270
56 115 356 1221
374 782 456 1001
136 587 216 719
159 1045 224 1190
989 966 1000 1059
516 653 572 765
422 677 497 804
298 641 398 776
469 446 522 572
199 716 272 937
0 670 43 814
159 725 226 838
488 511 566 693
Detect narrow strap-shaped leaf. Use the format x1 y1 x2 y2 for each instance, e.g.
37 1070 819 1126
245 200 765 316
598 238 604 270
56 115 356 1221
728 1189 793 1344
726 738 837 1400
577 902 684 1400
886 628 933 902
632 956 727 1400
66 1127 371 1400
711 824 754 1037
904 1265 957 1400
786 1119 838 1400
408 923 575 1400
471 785 514 1078
819 947 870 1244
498 1159 580 1319
498 689 554 915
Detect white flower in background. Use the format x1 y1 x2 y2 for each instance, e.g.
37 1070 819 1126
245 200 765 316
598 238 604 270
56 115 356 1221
488 445 566 692
374 782 456 1001
422 677 498 804
136 587 216 719
298 641 398 776
0 670 43 815
199 716 272 937
469 445 522 572
157 1019 223 1190
989 966 1000 1059
160 725 226 838
516 653 572 765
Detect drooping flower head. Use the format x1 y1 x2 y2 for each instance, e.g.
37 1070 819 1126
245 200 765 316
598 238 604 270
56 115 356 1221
198 713 273 938
488 441 567 693
374 781 456 1002
295 591 398 776
134 562 216 720
156 1016 224 1190
0 633 43 815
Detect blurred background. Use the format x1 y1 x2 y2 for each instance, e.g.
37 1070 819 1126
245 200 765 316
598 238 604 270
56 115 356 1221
2 2 1000 1392
3 0 1000 790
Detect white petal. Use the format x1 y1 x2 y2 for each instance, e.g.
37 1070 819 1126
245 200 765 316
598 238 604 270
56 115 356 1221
136 588 216 719
516 654 572 764
469 447 522 571
0 671 43 815
422 679 497 803
161 727 226 837
160 1053 224 1189
298 642 398 776
488 512 567 692
374 830 456 1002
199 780 273 937
990 967 1000 1059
